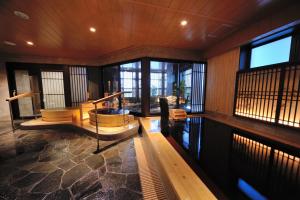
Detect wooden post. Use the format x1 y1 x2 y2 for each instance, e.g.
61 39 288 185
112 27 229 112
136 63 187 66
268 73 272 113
8 101 15 133
94 103 100 153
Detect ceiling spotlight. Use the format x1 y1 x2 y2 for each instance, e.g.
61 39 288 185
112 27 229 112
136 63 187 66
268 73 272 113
89 27 96 32
26 41 34 46
14 10 30 20
180 20 188 26
3 41 16 46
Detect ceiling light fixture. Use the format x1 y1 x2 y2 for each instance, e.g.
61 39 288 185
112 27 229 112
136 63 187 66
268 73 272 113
14 10 30 20
89 27 96 32
180 20 188 26
26 41 34 46
3 41 16 46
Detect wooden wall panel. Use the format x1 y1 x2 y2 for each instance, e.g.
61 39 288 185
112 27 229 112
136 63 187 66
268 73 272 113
205 48 240 115
0 63 11 121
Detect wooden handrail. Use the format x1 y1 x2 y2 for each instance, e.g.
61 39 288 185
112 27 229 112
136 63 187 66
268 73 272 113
6 92 37 102
92 91 126 104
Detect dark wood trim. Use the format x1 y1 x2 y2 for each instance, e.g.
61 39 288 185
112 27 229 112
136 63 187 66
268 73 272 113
100 56 206 68
63 66 72 107
141 58 150 116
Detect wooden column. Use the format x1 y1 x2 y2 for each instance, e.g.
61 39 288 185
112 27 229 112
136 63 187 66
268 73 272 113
141 58 150 116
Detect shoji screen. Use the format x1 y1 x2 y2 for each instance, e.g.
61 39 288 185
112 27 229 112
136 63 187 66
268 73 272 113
234 64 300 128
69 66 88 107
41 71 65 109
191 63 206 113
278 65 300 127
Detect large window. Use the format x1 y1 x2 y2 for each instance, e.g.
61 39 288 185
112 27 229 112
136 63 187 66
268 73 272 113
150 61 206 114
150 61 176 113
179 67 192 111
120 61 141 113
250 36 292 68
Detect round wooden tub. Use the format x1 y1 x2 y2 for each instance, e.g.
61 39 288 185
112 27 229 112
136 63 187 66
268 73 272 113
88 108 133 127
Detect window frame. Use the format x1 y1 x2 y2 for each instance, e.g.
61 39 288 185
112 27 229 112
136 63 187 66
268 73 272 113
249 36 292 68
239 26 300 71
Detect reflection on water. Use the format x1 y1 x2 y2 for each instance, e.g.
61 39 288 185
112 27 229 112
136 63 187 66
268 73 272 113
169 117 300 199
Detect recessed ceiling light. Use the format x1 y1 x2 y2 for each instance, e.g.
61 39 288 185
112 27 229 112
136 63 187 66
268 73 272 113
208 34 217 38
89 27 96 32
26 41 34 46
3 41 16 46
14 10 30 20
180 20 188 26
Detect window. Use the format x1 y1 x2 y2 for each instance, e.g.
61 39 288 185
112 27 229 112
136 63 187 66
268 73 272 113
180 68 192 111
250 36 292 68
150 61 176 113
120 61 141 113
150 61 206 114
236 30 300 128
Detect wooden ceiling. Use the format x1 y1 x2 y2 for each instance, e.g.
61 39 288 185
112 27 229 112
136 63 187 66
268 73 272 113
0 0 296 59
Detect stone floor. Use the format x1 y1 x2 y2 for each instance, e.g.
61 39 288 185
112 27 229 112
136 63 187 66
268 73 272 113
0 121 13 135
0 128 143 200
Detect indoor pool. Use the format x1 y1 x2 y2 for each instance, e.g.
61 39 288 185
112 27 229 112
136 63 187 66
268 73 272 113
166 117 299 200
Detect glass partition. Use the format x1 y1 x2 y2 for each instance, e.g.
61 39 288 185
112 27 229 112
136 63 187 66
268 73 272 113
150 61 177 113
150 61 206 114
179 64 193 112
120 61 141 113
102 65 119 96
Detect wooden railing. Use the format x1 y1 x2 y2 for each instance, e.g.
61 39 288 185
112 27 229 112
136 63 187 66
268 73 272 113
92 91 124 104
93 91 130 153
6 92 40 132
6 92 35 102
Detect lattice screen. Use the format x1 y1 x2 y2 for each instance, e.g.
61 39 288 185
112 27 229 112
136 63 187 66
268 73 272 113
234 64 300 128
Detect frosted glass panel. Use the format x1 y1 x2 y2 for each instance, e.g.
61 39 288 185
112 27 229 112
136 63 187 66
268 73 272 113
250 37 291 68
15 70 33 117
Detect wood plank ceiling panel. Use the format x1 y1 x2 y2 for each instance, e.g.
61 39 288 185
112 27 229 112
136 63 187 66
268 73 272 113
0 0 296 59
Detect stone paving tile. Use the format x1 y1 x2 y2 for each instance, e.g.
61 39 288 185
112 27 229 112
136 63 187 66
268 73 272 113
85 190 114 200
31 169 63 193
16 192 46 200
61 164 91 189
126 173 142 193
115 188 143 200
85 154 105 170
0 184 18 200
75 181 102 200
0 128 143 199
12 172 46 188
100 172 126 191
71 171 98 197
98 166 107 177
30 162 57 173
44 189 71 200
57 159 76 171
